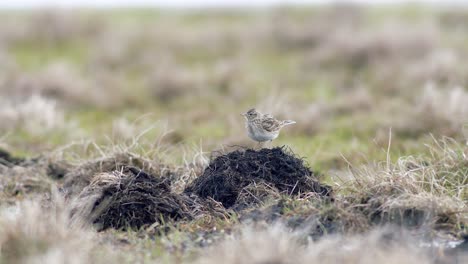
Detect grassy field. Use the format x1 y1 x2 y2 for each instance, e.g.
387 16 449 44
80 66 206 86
0 5 467 263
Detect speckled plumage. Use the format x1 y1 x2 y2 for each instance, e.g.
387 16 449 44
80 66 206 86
242 108 296 143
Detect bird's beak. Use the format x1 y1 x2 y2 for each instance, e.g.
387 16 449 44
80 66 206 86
241 113 246 116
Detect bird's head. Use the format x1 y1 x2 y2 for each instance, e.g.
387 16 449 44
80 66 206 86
242 108 260 120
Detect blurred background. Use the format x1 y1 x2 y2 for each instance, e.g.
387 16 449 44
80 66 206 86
0 0 467 170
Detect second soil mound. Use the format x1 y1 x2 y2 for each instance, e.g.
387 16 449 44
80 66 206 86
0 149 26 167
185 147 332 208
72 166 192 230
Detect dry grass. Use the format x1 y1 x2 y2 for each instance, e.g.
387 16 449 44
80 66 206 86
0 95 70 135
0 63 130 110
0 136 465 263
0 195 115 264
338 138 467 233
0 150 68 204
62 151 161 197
146 60 205 102
0 163 53 204
391 84 468 138
196 224 435 264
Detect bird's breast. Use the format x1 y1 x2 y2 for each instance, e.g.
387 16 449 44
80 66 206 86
246 123 278 142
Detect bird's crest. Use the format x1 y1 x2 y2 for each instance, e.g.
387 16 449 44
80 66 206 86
246 108 258 115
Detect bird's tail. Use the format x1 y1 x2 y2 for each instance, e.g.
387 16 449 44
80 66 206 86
281 120 296 127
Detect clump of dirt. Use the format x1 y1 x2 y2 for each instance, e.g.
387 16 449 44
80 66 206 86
185 147 333 208
71 166 191 230
0 150 73 201
0 149 26 167
46 159 73 180
71 166 229 231
0 149 71 178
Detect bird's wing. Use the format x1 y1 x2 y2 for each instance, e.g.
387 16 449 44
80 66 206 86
261 116 282 132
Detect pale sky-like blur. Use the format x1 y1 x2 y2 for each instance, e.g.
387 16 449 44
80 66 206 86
0 0 467 9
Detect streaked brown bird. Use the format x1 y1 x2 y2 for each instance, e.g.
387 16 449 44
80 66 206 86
242 108 296 146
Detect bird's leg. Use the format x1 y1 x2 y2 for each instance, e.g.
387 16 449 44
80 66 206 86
258 141 264 149
256 141 269 150
256 141 263 150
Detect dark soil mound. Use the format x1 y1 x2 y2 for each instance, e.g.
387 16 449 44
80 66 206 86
46 160 72 180
78 166 192 230
0 149 26 167
0 148 71 179
185 147 333 208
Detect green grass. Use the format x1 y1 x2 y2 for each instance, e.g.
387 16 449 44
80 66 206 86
10 41 88 71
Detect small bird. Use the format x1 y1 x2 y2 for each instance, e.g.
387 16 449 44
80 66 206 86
242 108 296 147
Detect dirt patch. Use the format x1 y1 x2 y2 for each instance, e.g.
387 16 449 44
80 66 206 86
71 166 229 231
71 166 190 230
184 147 333 208
0 149 26 167
0 150 71 201
46 160 72 180
0 149 71 178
